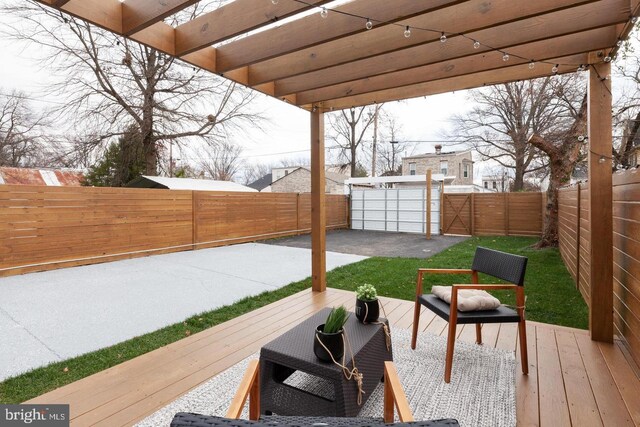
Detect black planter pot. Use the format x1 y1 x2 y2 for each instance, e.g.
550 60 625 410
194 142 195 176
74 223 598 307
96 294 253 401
355 298 379 323
314 324 344 363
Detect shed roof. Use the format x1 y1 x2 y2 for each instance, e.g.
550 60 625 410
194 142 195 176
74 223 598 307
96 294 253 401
127 175 258 192
0 167 85 186
34 0 636 111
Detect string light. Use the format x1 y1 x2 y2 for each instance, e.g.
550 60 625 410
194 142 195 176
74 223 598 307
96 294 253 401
440 32 447 43
603 56 612 62
473 40 480 49
404 26 411 38
552 64 559 73
365 18 373 30
528 61 535 69
271 0 278 4
320 7 328 18
616 39 623 47
502 52 509 62
633 16 638 23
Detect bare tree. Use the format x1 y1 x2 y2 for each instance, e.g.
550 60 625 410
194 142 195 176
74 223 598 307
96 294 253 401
2 1 262 176
327 106 377 177
197 141 244 181
451 79 573 190
0 90 48 167
376 112 410 176
242 162 271 185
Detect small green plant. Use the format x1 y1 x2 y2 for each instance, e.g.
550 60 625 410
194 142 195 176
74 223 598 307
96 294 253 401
356 283 378 301
323 305 349 333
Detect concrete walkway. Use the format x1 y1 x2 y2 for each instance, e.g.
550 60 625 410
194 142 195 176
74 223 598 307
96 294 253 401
0 243 366 381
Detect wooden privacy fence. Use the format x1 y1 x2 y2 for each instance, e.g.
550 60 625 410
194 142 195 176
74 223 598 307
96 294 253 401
0 185 349 277
558 170 640 366
441 192 544 236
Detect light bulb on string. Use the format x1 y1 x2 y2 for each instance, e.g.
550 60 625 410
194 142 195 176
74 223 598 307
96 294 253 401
320 7 328 18
365 18 373 30
502 52 509 62
440 32 447 43
473 40 480 49
603 56 612 63
617 39 623 47
404 26 411 38
271 0 278 4
528 61 535 69
632 16 638 23
552 64 559 73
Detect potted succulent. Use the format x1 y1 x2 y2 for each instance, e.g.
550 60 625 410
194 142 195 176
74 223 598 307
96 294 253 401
355 284 379 323
314 305 349 363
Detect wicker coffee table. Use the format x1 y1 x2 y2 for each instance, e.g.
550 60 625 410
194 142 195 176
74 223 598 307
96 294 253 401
260 308 392 417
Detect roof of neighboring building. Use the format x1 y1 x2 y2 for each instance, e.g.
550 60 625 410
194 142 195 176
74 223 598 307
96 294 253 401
0 167 85 186
403 149 473 160
247 173 272 191
127 175 258 192
270 167 347 186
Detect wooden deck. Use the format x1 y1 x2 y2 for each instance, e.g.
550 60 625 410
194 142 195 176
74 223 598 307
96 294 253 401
29 288 640 426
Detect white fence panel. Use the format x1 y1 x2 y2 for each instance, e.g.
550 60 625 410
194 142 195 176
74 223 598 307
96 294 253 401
351 187 440 235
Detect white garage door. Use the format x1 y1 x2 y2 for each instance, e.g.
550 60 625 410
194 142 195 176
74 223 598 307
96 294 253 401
351 188 440 235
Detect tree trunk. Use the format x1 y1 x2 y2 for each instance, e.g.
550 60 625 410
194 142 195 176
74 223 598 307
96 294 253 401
538 166 563 247
512 143 526 191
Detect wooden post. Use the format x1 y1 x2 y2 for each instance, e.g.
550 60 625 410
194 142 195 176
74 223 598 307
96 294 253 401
587 58 613 342
440 182 444 235
310 106 326 292
575 183 581 290
470 193 475 236
504 192 510 236
426 169 432 240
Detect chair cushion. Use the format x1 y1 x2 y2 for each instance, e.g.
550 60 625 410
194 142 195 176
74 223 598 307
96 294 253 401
170 413 460 427
418 294 521 324
431 286 501 312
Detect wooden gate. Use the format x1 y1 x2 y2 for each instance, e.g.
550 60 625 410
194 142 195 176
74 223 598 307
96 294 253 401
441 194 472 235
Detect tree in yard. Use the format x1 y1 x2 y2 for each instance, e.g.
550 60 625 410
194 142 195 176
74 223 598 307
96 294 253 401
327 106 377 177
83 125 145 187
0 90 48 167
197 141 244 181
242 162 271 186
2 1 262 176
376 112 411 176
452 79 568 190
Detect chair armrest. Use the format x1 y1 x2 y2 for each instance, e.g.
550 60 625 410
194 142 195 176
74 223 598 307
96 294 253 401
452 284 518 291
383 361 414 423
226 360 260 420
417 268 474 274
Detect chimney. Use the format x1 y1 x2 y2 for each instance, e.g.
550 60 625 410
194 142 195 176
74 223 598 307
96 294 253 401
435 144 442 155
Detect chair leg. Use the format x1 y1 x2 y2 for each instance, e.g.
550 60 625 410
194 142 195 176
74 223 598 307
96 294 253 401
518 320 529 375
475 324 482 345
444 321 457 383
411 299 421 350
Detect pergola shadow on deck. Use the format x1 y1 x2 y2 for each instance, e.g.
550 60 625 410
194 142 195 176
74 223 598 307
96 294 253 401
28 289 640 426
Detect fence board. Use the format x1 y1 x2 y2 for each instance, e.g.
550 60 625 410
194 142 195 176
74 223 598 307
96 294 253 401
558 170 640 366
0 186 348 277
442 192 542 236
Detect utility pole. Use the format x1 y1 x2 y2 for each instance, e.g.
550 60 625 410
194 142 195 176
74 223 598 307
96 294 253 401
169 141 174 177
371 106 379 177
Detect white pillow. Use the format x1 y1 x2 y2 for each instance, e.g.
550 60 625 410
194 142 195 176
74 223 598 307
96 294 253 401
432 285 501 312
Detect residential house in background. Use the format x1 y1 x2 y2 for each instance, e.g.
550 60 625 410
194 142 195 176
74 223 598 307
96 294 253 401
270 167 346 194
247 173 272 192
481 175 511 192
271 166 302 182
127 176 257 192
0 167 84 186
401 145 473 185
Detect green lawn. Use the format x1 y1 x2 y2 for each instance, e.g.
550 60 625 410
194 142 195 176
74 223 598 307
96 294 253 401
0 236 586 404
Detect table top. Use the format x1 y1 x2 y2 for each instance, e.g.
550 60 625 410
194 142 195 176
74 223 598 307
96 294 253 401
260 308 388 377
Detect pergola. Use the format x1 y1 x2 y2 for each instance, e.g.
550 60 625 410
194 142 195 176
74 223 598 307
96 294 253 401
35 0 638 343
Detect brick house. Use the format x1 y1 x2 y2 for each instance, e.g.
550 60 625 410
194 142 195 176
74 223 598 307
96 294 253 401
401 145 473 185
270 167 346 194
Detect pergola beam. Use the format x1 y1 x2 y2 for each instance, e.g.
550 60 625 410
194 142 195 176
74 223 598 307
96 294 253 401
308 55 585 110
122 0 199 35
175 0 331 57
294 27 617 105
273 0 626 96
246 0 606 86
213 0 468 72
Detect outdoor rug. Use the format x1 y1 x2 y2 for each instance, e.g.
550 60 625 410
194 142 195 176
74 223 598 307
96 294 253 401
135 328 516 427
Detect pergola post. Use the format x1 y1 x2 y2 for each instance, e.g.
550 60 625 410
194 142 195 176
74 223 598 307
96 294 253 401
587 58 613 343
310 106 326 292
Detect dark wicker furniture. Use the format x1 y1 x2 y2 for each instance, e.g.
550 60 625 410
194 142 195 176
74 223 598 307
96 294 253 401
260 308 392 417
411 246 529 383
170 413 460 427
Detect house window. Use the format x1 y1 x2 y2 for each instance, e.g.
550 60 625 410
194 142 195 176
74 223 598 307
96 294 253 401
492 181 497 189
484 181 488 189
409 162 416 175
463 164 469 178
440 160 448 175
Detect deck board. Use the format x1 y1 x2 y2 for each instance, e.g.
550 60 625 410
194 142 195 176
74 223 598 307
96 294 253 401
28 288 640 426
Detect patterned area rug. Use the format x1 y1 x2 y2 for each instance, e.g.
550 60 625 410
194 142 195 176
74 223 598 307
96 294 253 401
136 328 516 427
